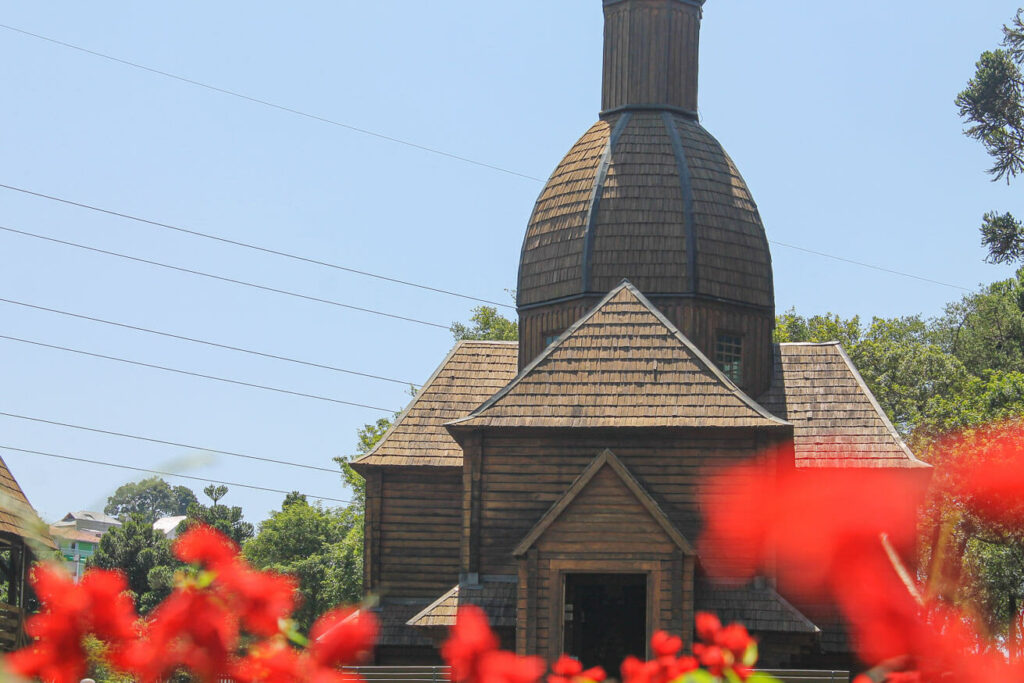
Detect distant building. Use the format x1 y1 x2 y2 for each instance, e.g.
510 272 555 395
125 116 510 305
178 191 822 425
49 511 122 581
153 515 187 539
48 525 103 582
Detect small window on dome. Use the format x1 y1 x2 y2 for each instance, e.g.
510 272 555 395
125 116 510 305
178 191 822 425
715 333 743 384
543 330 562 348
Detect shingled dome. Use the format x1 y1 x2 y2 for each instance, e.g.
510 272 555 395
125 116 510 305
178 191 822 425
515 0 776 396
517 112 773 309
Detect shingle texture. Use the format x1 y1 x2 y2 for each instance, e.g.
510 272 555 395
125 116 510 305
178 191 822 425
451 284 787 430
373 601 437 647
758 343 929 469
0 453 55 549
517 112 773 310
353 341 517 468
407 583 517 629
695 580 819 634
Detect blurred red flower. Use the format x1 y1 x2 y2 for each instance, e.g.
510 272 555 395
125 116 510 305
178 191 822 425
310 607 379 667
442 606 544 683
6 564 137 683
547 654 605 683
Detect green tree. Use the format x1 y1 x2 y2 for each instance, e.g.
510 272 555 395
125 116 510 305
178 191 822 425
450 305 518 341
243 493 362 632
88 515 179 613
104 477 198 524
957 10 1024 262
182 485 254 545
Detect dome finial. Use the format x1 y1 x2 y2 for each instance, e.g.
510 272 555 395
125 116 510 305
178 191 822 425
601 0 705 117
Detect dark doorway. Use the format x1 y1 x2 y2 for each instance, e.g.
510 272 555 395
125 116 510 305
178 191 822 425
563 573 646 675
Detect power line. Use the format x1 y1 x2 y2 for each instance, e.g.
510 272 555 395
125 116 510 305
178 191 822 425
0 333 399 412
0 296 417 387
0 24 543 184
768 240 971 292
0 182 515 310
0 224 452 330
0 444 351 504
0 27 970 294
0 410 343 474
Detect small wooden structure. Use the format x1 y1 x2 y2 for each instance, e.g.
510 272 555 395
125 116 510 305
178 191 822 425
0 453 57 651
351 0 930 670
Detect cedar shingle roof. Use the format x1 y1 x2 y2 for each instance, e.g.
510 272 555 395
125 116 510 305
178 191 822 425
758 343 929 469
517 111 773 311
695 580 819 635
406 582 517 629
352 341 518 468
449 283 789 430
0 453 57 550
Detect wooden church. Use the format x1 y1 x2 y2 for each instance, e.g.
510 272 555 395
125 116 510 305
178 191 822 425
351 0 929 671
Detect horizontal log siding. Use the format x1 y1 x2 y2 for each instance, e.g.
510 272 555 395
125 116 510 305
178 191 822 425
379 470 461 597
479 430 772 576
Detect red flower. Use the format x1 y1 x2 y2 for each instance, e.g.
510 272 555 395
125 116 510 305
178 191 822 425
713 623 752 660
232 641 361 683
174 524 239 569
649 631 681 658
442 606 543 683
310 607 379 667
619 631 698 683
6 564 138 683
548 654 605 683
694 612 721 644
218 562 298 637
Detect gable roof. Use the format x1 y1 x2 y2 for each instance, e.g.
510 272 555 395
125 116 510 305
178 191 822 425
757 343 929 469
351 340 518 468
513 449 693 556
449 282 789 430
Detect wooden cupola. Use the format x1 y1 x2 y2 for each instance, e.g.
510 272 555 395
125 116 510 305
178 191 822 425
516 0 776 397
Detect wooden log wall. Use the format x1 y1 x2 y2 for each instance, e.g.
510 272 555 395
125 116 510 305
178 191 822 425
519 297 773 397
376 468 462 598
474 429 784 579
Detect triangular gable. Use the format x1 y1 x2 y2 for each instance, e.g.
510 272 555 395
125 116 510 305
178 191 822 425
351 340 517 468
448 281 789 430
513 449 693 556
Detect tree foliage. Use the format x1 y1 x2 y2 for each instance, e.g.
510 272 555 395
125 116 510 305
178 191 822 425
88 516 178 613
182 485 254 546
104 477 198 524
450 305 518 341
958 10 1024 262
243 493 362 632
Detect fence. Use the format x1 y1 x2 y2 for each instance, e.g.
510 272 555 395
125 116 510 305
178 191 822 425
344 666 850 683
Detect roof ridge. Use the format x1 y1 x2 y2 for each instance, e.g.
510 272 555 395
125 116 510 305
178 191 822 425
449 281 789 428
458 340 518 347
777 341 842 347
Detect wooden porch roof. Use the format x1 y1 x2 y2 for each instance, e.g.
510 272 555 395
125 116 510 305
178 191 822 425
0 453 56 550
448 283 789 430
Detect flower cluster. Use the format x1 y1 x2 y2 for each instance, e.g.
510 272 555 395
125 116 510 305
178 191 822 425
698 423 1024 683
442 605 546 683
5 525 378 683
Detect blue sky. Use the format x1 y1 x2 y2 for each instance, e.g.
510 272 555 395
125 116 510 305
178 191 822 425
1 1 1021 526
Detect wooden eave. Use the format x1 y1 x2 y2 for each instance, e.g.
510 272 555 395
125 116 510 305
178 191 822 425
512 448 694 556
447 281 790 432
350 340 518 471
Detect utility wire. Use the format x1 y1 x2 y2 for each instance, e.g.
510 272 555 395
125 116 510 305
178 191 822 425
0 333 399 412
0 27 969 293
0 224 451 330
768 240 971 292
0 182 515 310
0 296 416 387
0 23 543 183
0 410 342 474
0 444 351 504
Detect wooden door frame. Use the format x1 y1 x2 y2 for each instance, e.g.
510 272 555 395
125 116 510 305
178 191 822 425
546 558 662 661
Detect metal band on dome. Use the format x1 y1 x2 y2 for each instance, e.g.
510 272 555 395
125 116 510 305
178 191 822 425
580 111 632 294
662 111 698 294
